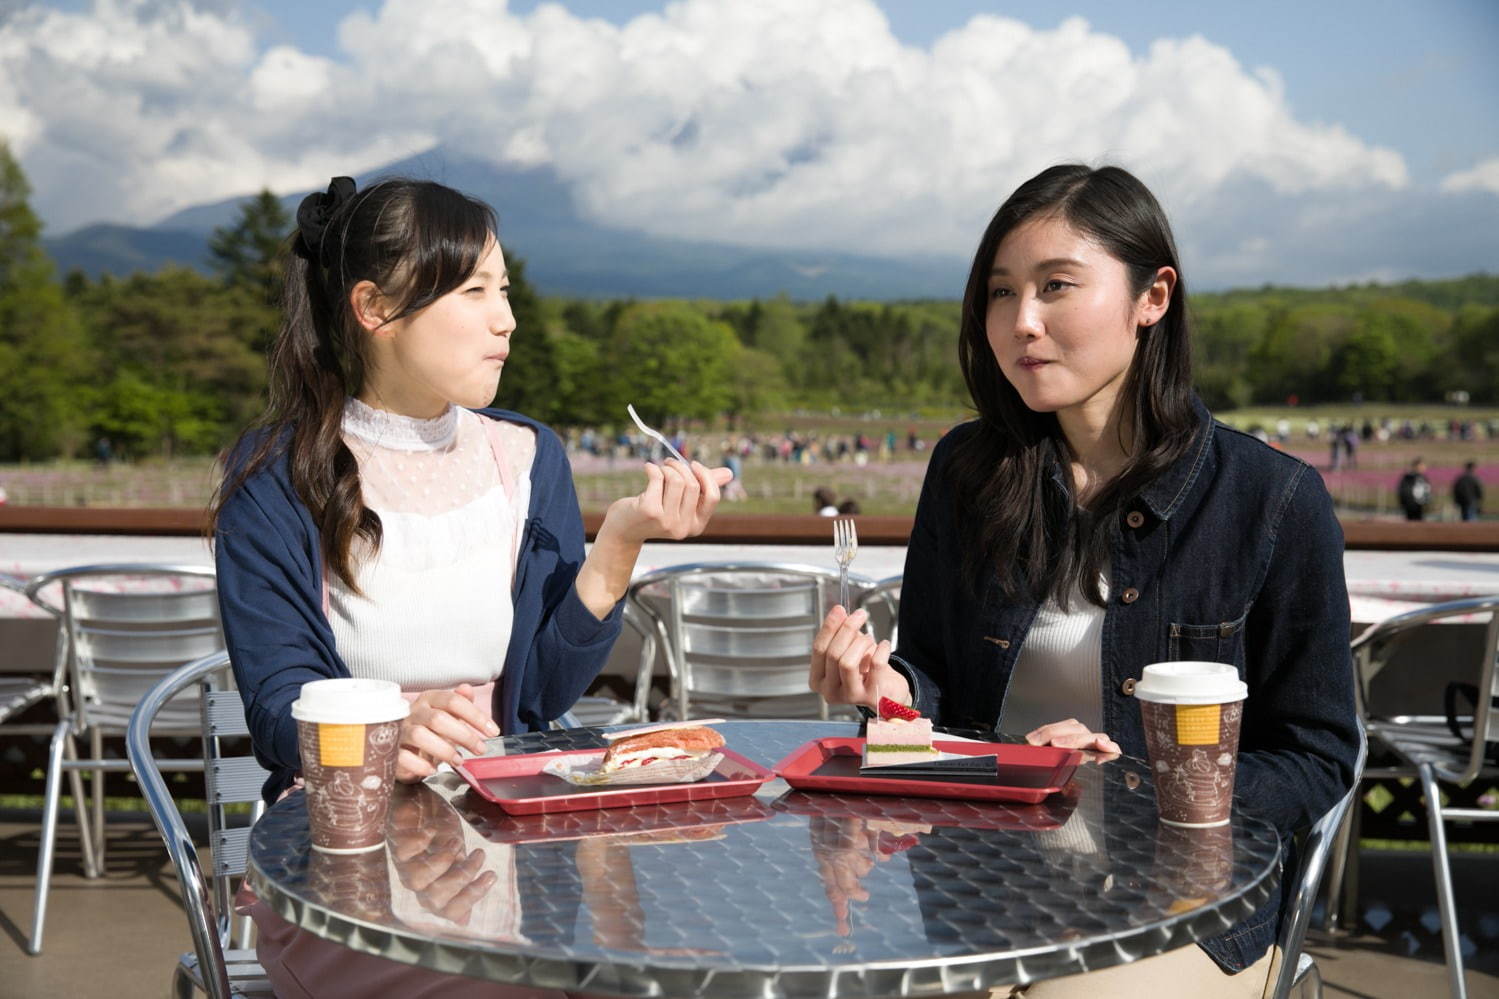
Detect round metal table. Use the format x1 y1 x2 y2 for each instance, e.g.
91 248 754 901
248 720 1281 997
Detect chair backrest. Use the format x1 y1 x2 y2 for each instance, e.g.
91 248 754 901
629 562 872 719
1351 594 1499 785
2 570 69 717
853 574 902 646
128 650 268 999
27 564 221 733
1267 728 1369 999
203 684 268 945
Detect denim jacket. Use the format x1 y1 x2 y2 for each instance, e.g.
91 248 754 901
890 399 1360 972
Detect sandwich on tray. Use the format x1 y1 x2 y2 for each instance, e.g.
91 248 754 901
543 720 727 786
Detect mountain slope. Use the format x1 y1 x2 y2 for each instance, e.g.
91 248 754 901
44 149 963 300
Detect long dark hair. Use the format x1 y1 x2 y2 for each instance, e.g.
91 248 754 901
949 164 1197 608
210 177 498 591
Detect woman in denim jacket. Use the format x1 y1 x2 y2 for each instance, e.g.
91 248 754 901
809 164 1360 997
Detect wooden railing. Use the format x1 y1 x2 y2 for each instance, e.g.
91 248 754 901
1 505 1496 551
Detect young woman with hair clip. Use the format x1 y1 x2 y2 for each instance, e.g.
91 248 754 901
809 165 1359 997
213 176 732 998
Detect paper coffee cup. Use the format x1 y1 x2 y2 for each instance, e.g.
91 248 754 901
1152 822 1235 914
308 842 394 921
1134 662 1247 828
292 678 410 853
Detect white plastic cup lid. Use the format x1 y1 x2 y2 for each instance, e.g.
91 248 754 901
1132 661 1248 705
291 678 410 725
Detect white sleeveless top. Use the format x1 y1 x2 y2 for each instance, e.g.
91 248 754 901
329 399 535 691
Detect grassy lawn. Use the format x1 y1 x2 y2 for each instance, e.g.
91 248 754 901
571 457 933 516
1 405 1493 519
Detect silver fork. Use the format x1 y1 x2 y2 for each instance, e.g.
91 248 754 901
833 517 858 609
627 404 687 464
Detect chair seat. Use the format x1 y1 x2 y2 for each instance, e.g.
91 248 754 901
177 949 276 997
0 677 49 723
1369 719 1499 779
564 695 636 728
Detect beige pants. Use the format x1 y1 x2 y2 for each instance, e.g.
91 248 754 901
959 943 1275 999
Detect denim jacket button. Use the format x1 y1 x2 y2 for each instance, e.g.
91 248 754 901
1119 677 1137 695
1121 587 1140 604
1125 510 1145 529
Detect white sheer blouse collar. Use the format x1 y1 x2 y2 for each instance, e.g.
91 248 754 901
341 396 458 452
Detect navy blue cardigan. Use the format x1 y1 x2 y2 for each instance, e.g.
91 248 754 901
214 408 623 802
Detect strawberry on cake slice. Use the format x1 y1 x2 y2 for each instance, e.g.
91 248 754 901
862 697 941 768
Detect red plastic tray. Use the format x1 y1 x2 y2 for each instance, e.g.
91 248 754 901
475 795 775 845
455 747 774 815
771 738 1081 804
772 787 1076 831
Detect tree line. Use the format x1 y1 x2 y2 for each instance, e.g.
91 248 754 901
2 141 1497 462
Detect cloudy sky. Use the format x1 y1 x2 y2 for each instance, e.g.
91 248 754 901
4 0 1497 288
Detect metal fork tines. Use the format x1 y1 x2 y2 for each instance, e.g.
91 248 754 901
626 404 687 464
833 517 858 609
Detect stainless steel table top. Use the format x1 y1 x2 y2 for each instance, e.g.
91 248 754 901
248 720 1280 997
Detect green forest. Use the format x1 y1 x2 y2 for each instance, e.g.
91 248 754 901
3 141 1498 462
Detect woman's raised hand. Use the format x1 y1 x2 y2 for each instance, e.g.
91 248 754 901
604 459 734 543
1025 718 1122 756
396 683 499 782
809 605 911 709
574 459 735 622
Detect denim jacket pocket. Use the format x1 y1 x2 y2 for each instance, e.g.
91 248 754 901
1168 608 1249 666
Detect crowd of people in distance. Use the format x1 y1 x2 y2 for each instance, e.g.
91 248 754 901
566 425 929 468
1231 415 1491 522
1242 415 1497 467
1320 416 1496 469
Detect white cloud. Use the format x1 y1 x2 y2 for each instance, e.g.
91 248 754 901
249 46 336 113
4 0 1413 265
1440 156 1499 196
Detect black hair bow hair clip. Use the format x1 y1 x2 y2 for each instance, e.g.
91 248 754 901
294 176 357 261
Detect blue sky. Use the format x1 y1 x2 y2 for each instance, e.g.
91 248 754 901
9 0 1499 287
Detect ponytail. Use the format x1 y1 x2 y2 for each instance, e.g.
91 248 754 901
210 245 381 592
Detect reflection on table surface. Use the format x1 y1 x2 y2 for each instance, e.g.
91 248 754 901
248 720 1280 996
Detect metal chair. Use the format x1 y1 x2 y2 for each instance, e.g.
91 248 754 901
627 562 872 721
1264 729 1368 999
127 650 273 999
24 562 223 954
2 570 105 940
0 570 67 736
1340 595 1499 999
555 694 638 730
853 573 902 646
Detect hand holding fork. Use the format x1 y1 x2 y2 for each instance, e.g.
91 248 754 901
812 515 909 710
